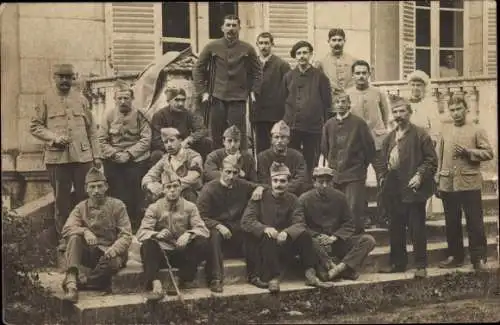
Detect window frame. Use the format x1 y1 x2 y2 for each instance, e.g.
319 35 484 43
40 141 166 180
160 2 198 54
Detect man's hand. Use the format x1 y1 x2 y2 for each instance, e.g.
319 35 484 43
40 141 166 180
83 229 98 246
277 231 288 244
201 92 210 103
54 135 71 146
453 144 470 159
103 248 117 259
328 235 338 244
250 92 256 103
264 227 279 239
155 228 171 241
251 186 264 201
94 158 103 169
181 137 193 149
216 224 232 239
408 173 422 191
176 232 192 249
147 182 163 196
239 169 246 178
114 152 130 163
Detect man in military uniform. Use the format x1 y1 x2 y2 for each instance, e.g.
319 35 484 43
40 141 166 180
98 81 151 232
204 125 257 182
30 64 102 248
137 169 210 301
61 167 132 303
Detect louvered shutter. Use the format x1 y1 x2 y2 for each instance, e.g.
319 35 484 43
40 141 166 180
468 0 484 76
486 0 497 76
399 1 416 80
106 3 161 76
268 2 309 67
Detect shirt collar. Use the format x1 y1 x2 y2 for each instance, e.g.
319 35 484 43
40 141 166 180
297 64 312 74
335 111 351 121
168 147 186 160
87 197 106 209
164 198 181 211
259 54 273 65
220 179 233 189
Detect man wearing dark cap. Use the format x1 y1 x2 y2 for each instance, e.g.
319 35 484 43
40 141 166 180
61 167 132 303
193 14 263 151
282 40 332 176
150 87 211 164
379 96 437 279
30 64 102 249
204 125 257 182
98 80 151 232
242 162 332 292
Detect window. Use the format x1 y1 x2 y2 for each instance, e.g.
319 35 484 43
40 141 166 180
162 2 191 53
208 2 239 39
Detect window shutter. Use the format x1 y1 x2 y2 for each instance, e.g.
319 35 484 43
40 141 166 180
486 0 497 76
399 1 416 80
468 0 484 76
267 2 309 67
106 3 161 76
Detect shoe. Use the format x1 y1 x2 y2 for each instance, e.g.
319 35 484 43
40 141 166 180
414 268 427 278
317 269 330 282
145 290 165 302
62 284 79 303
268 278 280 293
209 280 223 293
340 268 360 281
379 265 406 273
439 256 464 269
305 268 334 288
473 259 488 271
166 276 180 296
327 265 345 280
249 276 268 289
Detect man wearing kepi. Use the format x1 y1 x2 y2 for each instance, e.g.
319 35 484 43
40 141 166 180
30 64 102 248
204 125 257 182
98 80 151 232
136 169 209 301
197 154 264 293
257 120 308 196
379 96 437 279
436 93 493 271
299 166 376 281
193 14 262 150
142 127 203 203
242 162 331 292
282 40 332 176
61 167 132 303
321 92 376 232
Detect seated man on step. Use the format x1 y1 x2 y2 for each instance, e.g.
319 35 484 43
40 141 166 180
61 167 132 303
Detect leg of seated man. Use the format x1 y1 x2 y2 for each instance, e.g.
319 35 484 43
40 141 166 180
170 236 208 285
329 234 376 280
206 227 225 291
140 238 168 291
259 236 282 285
65 235 97 287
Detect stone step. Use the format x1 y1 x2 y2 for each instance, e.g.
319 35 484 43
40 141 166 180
38 262 499 325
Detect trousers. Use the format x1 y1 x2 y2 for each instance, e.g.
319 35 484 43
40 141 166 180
252 121 275 154
209 98 247 150
334 180 368 232
289 130 321 177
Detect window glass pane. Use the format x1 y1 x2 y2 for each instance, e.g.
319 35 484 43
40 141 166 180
439 50 463 77
440 0 464 9
440 11 464 47
416 49 431 77
416 9 431 46
209 2 239 39
416 0 431 7
163 42 190 54
163 2 190 38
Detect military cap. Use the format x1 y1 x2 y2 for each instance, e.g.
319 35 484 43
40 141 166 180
312 166 334 178
328 28 346 40
407 70 430 86
161 169 180 185
85 167 106 184
165 87 187 101
223 125 241 140
290 40 313 58
270 120 290 136
222 154 242 169
388 95 412 112
53 64 75 76
160 127 181 140
270 162 291 178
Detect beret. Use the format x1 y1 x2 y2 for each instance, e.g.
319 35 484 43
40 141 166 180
290 41 314 58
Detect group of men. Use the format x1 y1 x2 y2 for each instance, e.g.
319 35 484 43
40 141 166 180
30 14 493 304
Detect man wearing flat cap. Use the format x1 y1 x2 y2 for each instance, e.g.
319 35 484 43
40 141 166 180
379 95 437 279
282 40 332 176
298 166 376 282
242 162 332 292
30 63 102 249
197 154 265 293
98 80 151 232
257 120 309 197
137 169 210 301
142 127 203 204
150 86 211 164
61 167 132 303
204 125 257 182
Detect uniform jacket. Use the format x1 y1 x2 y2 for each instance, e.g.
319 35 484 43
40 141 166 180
204 148 257 182
61 197 132 257
241 189 305 240
98 107 151 162
193 37 263 101
297 187 356 240
136 197 209 251
436 121 494 192
316 52 357 96
30 87 101 164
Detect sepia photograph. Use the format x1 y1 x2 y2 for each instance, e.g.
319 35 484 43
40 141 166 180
1 1 498 324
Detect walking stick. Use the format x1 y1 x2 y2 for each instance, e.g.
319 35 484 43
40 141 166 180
204 54 217 128
160 247 185 304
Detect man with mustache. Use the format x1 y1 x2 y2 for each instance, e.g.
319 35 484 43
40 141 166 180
142 127 203 203
257 120 309 197
30 64 102 250
193 14 262 151
98 80 151 232
379 96 437 279
204 125 257 182
282 41 332 176
61 167 132 303
150 87 211 164
242 162 332 292
251 32 291 153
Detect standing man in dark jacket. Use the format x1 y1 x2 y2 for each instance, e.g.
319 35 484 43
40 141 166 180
251 32 291 153
282 41 332 176
193 14 262 151
379 96 437 279
321 92 376 232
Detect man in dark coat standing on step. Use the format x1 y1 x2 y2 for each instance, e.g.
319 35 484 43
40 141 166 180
193 14 262 151
251 32 291 153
